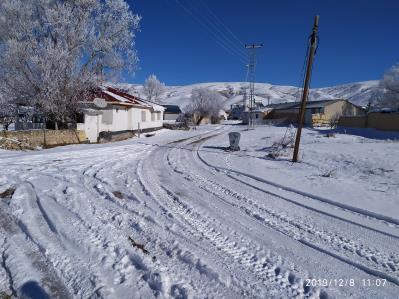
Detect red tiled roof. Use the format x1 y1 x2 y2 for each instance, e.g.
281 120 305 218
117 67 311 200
82 86 165 112
83 87 142 106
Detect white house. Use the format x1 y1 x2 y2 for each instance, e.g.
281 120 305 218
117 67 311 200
77 87 164 143
161 105 182 121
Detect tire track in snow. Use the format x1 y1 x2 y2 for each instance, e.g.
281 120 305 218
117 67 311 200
170 151 399 285
14 183 101 297
135 146 242 297
137 129 325 298
0 199 72 299
157 183 321 298
80 143 241 298
0 132 238 298
200 145 399 231
174 131 399 287
76 139 239 298
1 144 164 298
1 238 17 298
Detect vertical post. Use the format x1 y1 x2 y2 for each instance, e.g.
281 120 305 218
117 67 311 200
43 118 47 146
138 122 141 138
96 114 100 143
292 15 319 162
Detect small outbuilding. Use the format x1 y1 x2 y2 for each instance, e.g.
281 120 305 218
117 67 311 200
229 104 245 120
241 108 272 125
161 105 182 121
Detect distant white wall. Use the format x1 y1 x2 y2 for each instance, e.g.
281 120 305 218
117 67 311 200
163 113 180 121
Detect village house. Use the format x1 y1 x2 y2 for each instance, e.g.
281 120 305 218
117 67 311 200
235 96 272 124
241 108 272 125
191 109 228 125
161 104 182 121
228 103 245 120
264 99 365 126
77 87 164 143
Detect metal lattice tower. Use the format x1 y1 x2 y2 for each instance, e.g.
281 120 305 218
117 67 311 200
242 64 250 109
245 44 263 129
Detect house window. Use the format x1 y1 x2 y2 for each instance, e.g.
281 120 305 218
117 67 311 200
157 112 161 120
255 114 259 119
141 111 146 122
311 108 321 114
102 110 113 125
76 113 85 123
151 112 155 121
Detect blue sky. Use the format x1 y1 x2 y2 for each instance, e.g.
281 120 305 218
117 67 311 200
125 0 399 87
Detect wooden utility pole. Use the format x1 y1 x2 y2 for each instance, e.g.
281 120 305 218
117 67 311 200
292 15 319 162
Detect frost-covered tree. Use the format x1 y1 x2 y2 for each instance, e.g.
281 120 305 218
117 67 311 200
378 64 399 110
0 93 17 131
143 74 165 103
226 85 235 96
0 0 140 127
185 88 224 125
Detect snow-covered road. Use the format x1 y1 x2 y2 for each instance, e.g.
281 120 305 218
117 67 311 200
0 125 398 298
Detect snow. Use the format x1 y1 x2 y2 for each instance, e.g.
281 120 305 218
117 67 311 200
112 80 381 111
0 124 398 298
103 90 132 103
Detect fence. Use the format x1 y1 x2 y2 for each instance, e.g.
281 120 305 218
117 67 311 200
338 112 399 131
15 122 45 131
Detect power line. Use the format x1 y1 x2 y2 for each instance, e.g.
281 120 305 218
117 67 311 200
196 0 245 47
187 0 247 57
173 0 247 63
175 0 247 61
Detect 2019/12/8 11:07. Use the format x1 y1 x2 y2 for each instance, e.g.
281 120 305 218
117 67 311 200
305 278 388 287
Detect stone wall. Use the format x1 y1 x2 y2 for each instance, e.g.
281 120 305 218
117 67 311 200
0 130 88 148
98 127 163 143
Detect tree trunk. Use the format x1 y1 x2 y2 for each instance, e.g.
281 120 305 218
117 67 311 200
196 116 204 126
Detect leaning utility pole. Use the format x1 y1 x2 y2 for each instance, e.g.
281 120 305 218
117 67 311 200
245 44 263 129
292 16 319 162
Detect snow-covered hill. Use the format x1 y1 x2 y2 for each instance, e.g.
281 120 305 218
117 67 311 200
114 80 380 110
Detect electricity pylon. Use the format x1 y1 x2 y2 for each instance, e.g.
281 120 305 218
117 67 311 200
245 44 263 129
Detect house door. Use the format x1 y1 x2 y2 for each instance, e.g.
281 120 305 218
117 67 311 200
85 115 99 143
304 110 313 125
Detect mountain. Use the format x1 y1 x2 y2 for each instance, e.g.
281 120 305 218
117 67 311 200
113 80 381 110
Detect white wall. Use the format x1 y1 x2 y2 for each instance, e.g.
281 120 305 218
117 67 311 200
130 108 163 130
78 107 164 142
163 113 180 121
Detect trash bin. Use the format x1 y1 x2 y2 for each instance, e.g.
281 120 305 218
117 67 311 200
228 132 241 151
